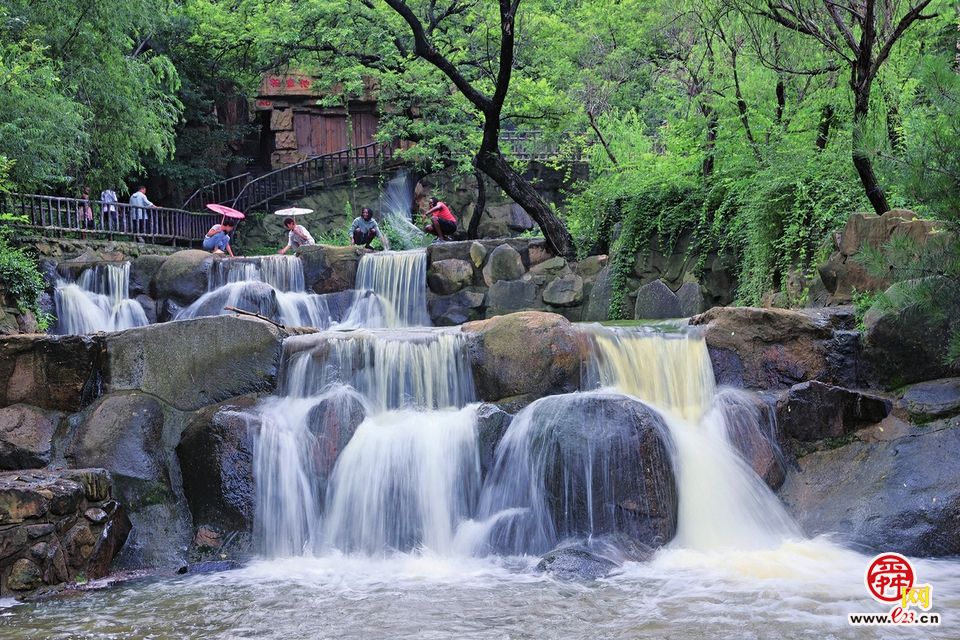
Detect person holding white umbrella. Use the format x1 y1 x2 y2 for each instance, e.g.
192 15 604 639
279 217 315 254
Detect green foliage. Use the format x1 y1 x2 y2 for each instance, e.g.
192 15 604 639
851 289 881 332
0 214 50 328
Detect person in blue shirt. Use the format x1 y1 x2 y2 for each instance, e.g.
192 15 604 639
349 207 388 249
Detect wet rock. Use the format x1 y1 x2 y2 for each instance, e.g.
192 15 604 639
898 378 960 421
463 312 584 404
583 265 619 322
305 393 366 493
779 420 960 557
428 289 486 326
0 333 105 412
634 280 681 320
482 244 526 286
68 392 167 483
129 255 168 297
62 523 97 569
84 508 108 524
690 307 835 390
0 404 59 470
153 250 212 306
86 501 132 579
177 396 261 538
298 245 362 295
536 547 618 581
475 404 512 480
542 274 584 308
134 294 158 324
105 315 285 411
716 391 786 490
427 259 474 295
776 381 890 442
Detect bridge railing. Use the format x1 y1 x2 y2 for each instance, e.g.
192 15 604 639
0 193 219 245
182 172 252 210
231 140 400 212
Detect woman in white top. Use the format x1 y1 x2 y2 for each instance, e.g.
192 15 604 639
279 217 315 254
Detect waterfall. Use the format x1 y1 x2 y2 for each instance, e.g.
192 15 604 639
353 250 430 327
378 171 426 249
254 329 478 556
177 255 352 328
581 325 800 550
53 262 148 334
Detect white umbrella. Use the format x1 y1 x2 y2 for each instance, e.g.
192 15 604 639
274 207 313 216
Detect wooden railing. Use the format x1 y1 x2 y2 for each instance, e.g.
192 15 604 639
1 193 219 245
182 173 252 210
231 141 401 212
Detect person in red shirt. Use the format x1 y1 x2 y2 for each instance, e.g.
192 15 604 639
423 196 457 241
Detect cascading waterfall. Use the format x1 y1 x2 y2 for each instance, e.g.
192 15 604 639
582 325 800 550
53 262 148 334
177 255 355 328
253 329 478 557
379 171 426 249
352 250 430 327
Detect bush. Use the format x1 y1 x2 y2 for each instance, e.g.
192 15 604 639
0 215 50 329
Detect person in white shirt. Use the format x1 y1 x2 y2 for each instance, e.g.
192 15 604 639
279 217 315 254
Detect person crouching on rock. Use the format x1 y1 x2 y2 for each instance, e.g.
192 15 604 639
423 196 456 242
279 217 315 254
350 207 388 250
203 219 236 256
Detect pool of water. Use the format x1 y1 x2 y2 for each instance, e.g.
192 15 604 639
3 540 956 639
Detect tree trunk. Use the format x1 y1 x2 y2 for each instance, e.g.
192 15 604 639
702 103 718 178
815 104 834 151
476 149 577 260
852 107 890 215
468 162 485 239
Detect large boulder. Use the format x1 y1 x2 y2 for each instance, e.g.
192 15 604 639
779 420 960 557
66 392 186 569
0 404 61 470
129 255 168 297
482 244 526 286
634 280 682 320
298 245 362 294
427 289 485 327
177 395 262 544
818 210 948 304
463 311 585 405
861 277 960 389
775 381 891 442
427 259 474 295
475 404 512 481
104 316 286 411
0 469 130 596
582 265 623 322
152 250 212 306
484 392 677 553
676 282 705 317
0 334 105 412
689 307 839 389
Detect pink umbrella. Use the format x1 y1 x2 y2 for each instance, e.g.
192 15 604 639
206 203 246 224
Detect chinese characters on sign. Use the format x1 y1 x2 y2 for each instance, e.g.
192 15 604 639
262 75 314 96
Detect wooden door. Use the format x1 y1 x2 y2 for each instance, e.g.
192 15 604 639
351 112 378 149
294 112 316 155
320 115 348 154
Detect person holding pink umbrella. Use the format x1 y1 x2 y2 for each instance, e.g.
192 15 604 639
203 219 236 256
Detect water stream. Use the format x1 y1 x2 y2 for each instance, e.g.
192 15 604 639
10 255 960 638
53 262 148 334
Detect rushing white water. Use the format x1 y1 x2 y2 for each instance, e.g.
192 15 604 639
353 250 430 327
583 325 801 550
378 171 427 249
176 255 355 328
53 262 148 334
254 329 477 557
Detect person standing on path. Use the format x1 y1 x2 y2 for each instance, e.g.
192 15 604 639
129 186 155 239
